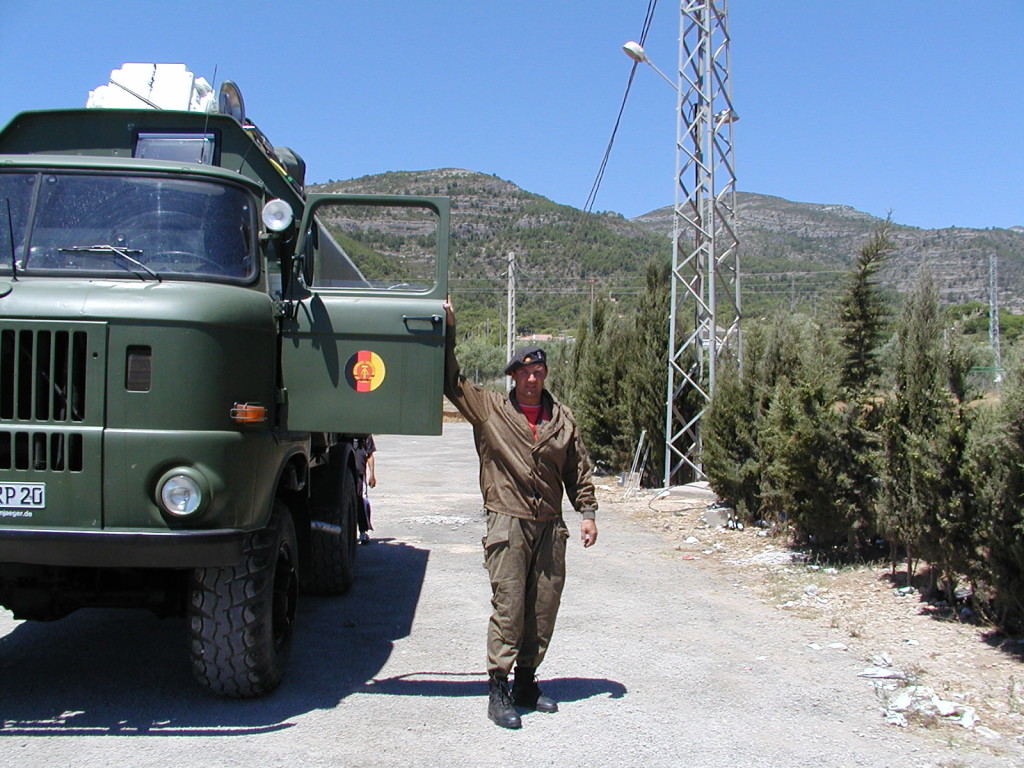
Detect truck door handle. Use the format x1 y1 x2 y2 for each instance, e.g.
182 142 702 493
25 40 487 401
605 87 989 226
402 314 443 333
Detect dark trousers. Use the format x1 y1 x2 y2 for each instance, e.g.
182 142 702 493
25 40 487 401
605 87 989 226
357 476 372 533
483 511 568 678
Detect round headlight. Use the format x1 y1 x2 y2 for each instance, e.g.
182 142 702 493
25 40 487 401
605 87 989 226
160 474 203 516
262 199 294 232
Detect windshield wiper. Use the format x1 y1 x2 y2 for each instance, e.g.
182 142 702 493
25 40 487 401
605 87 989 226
58 244 161 281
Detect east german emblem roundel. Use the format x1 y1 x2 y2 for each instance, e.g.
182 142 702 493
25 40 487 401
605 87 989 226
346 350 386 392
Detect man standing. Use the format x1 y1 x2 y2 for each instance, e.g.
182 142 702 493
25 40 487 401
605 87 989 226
352 435 376 544
443 300 598 729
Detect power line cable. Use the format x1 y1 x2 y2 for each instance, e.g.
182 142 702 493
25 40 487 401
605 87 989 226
503 0 660 304
582 0 658 214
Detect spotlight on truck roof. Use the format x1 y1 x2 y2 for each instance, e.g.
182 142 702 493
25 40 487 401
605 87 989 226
262 199 294 232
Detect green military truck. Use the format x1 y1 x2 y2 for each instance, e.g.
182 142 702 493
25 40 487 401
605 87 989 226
0 64 448 696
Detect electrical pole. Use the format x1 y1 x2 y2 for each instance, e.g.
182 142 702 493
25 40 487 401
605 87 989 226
990 252 1002 379
506 251 516 390
663 0 740 485
589 278 596 333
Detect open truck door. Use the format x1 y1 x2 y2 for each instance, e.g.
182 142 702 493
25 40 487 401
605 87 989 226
280 194 449 435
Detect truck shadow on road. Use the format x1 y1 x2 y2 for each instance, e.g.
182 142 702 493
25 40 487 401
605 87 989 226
0 539 429 736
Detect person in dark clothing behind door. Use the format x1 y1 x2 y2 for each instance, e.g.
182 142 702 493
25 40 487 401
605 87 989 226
443 299 598 729
352 434 376 544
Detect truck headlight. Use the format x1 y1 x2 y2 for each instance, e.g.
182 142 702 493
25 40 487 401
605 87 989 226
157 469 210 517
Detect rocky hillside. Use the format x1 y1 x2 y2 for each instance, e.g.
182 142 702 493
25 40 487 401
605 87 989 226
636 192 1024 313
312 171 1024 329
315 169 669 333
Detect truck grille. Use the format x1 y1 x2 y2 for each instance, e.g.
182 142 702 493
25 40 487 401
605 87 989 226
0 322 103 477
0 328 89 423
0 322 104 525
0 430 83 471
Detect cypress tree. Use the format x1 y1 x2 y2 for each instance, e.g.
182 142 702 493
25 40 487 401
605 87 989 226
569 300 631 470
703 347 761 519
879 273 970 592
755 319 871 553
622 261 671 486
838 219 894 393
976 356 1024 630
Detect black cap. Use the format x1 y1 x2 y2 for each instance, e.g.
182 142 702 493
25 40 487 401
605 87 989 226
504 345 547 376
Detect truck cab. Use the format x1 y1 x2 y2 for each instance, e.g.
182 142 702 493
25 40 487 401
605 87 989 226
0 64 448 696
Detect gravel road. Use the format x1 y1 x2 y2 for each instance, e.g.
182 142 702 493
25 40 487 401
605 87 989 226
0 422 1017 767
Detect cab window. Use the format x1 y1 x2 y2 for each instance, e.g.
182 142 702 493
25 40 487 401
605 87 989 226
312 202 438 291
0 172 256 282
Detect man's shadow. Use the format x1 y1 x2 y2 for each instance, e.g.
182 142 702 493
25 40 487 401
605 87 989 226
358 671 627 702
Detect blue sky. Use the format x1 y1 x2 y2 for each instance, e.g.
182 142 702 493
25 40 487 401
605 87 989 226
1 1 1021 230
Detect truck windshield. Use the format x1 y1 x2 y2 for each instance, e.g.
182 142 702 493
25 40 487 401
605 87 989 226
0 172 256 281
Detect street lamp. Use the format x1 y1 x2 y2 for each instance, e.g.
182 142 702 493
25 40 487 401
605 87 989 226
622 41 678 91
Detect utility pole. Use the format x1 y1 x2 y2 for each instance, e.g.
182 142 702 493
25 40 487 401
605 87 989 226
990 252 1002 379
664 0 740 485
506 251 516 390
589 278 596 333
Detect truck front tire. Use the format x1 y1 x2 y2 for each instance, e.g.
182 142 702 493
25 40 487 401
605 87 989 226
187 501 299 697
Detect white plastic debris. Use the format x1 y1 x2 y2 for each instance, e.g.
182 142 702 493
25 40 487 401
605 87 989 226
871 651 893 667
858 667 906 680
883 711 908 727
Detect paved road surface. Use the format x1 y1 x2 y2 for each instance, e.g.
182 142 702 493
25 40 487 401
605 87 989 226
0 423 1015 767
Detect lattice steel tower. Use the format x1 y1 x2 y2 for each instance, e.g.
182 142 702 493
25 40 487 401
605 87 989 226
664 0 740 485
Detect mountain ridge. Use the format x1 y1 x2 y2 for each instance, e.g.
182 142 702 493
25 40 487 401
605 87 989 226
313 170 1024 328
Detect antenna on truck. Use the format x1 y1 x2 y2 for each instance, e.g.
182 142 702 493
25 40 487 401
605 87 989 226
200 65 219 165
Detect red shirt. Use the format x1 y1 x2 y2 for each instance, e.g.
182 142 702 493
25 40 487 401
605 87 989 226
518 402 549 440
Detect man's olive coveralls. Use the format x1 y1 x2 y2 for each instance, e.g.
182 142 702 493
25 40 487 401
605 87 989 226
444 325 598 679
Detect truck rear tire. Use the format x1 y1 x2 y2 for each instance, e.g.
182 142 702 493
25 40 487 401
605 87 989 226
187 501 299 697
304 450 358 595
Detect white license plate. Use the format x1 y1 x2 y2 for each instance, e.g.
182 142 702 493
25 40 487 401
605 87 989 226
0 482 46 509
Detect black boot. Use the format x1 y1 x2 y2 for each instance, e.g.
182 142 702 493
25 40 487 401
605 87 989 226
512 667 558 713
488 675 522 729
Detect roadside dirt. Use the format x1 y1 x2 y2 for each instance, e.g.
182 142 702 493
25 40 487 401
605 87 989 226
604 480 1024 759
